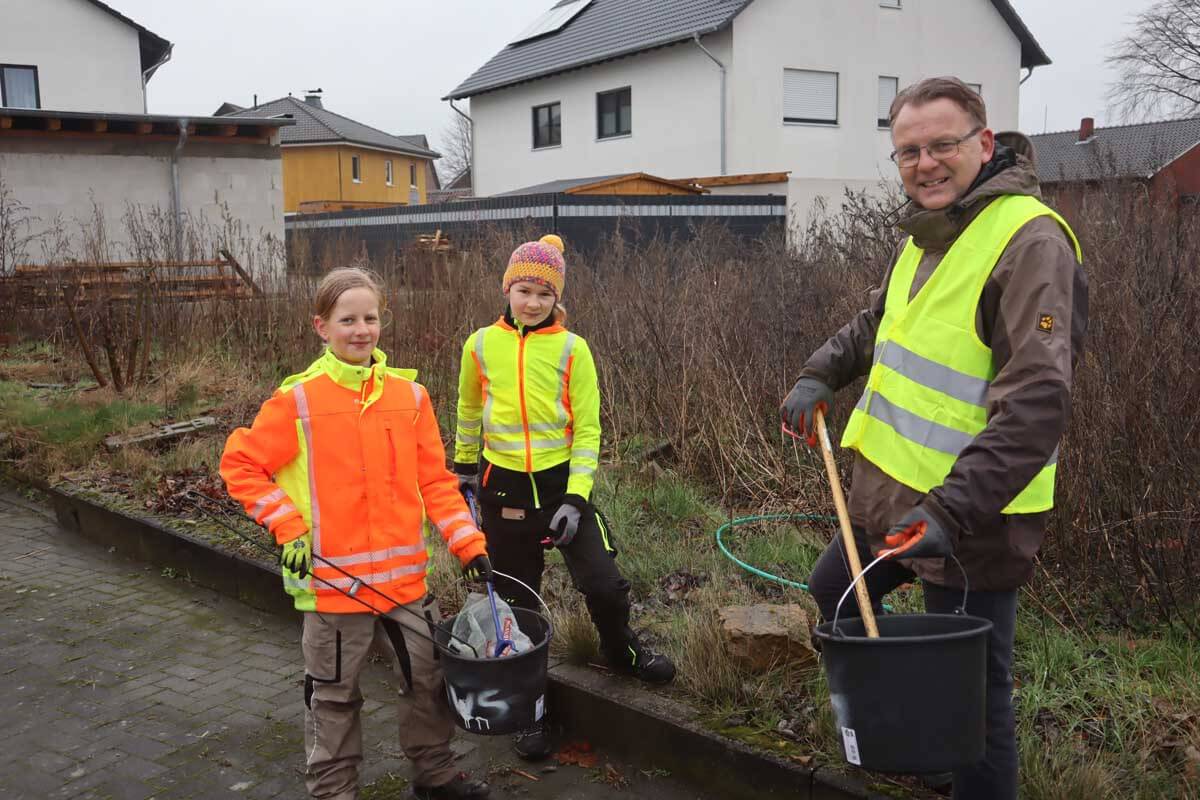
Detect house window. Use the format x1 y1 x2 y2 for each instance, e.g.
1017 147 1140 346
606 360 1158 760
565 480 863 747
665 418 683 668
0 65 40 109
878 76 899 128
880 0 901 7
385 160 394 186
783 69 838 125
597 87 632 139
410 163 417 187
351 155 362 183
532 102 561 149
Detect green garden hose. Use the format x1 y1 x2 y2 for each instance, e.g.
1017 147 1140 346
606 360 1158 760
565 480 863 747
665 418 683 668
714 513 836 592
716 512 896 611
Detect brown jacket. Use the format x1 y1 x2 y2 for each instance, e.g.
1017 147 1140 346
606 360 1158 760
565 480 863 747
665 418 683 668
800 149 1088 590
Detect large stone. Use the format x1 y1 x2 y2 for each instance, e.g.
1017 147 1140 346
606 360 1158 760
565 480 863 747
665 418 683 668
718 603 818 673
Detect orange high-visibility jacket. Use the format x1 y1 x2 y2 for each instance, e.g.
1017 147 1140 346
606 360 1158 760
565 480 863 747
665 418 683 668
221 348 487 613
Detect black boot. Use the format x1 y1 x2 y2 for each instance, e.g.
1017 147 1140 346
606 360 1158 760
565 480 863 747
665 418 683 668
607 637 676 684
410 772 489 799
513 720 553 761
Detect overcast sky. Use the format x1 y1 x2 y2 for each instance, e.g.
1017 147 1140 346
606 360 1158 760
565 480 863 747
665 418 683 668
122 0 1158 155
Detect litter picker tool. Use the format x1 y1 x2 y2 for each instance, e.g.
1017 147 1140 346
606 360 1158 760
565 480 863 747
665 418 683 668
464 488 517 658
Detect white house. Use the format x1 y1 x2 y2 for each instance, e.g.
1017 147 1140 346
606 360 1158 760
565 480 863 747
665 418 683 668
0 0 288 273
446 0 1050 228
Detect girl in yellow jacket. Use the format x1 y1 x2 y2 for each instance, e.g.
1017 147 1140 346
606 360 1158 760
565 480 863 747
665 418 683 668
221 268 491 800
453 235 676 761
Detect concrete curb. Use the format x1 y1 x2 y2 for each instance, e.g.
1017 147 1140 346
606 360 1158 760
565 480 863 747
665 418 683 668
46 485 884 800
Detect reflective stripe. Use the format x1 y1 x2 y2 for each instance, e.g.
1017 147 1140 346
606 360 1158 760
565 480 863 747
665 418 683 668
447 525 479 547
555 334 577 425
283 575 310 591
476 330 495 440
322 563 426 589
437 512 473 532
319 544 427 568
410 382 422 407
572 449 599 461
457 431 481 445
486 421 562 434
862 391 976 456
293 384 322 553
262 504 296 527
252 488 286 518
489 437 570 452
877 341 989 408
569 464 595 476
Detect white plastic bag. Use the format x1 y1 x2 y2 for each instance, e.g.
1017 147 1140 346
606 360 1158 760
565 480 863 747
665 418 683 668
450 591 534 659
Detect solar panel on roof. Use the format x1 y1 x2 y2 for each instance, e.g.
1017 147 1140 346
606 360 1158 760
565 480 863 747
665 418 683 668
510 0 593 45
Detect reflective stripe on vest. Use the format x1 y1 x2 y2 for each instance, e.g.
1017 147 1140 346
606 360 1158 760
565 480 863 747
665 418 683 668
840 194 1081 515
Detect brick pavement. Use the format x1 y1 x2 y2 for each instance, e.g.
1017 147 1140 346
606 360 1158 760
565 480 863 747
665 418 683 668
0 490 708 800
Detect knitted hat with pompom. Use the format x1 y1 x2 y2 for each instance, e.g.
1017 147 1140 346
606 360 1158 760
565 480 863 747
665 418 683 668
502 234 566 299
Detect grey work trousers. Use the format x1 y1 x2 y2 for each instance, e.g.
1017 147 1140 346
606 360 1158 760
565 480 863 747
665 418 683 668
301 596 457 799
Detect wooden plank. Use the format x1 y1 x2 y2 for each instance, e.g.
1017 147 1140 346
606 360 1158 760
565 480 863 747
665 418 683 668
219 248 264 296
91 119 109 133
44 118 62 131
218 125 239 137
135 122 154 135
0 117 11 130
682 171 791 187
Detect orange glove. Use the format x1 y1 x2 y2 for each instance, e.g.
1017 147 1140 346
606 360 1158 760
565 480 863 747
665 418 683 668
881 505 954 560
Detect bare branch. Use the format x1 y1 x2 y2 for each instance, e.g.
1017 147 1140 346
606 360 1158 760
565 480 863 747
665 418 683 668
1107 0 1200 121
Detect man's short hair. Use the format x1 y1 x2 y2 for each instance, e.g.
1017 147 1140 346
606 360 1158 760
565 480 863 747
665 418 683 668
889 77 987 129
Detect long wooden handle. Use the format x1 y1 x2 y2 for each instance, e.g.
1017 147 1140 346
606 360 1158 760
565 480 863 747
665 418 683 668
815 409 879 638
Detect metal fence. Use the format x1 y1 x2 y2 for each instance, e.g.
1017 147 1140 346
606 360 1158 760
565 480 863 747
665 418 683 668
285 193 787 264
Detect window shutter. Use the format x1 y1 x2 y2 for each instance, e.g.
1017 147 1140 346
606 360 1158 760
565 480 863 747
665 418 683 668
783 69 837 124
878 76 898 126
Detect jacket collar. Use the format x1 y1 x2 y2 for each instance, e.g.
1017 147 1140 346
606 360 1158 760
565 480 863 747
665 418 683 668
317 347 388 392
498 307 564 335
898 144 1042 252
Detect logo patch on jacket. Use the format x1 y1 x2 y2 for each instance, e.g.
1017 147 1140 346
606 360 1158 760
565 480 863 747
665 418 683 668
1037 314 1055 334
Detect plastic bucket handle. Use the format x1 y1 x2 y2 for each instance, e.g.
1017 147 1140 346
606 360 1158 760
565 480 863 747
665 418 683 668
831 552 971 637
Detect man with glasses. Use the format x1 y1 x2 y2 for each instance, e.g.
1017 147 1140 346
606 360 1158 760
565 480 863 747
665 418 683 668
781 77 1087 799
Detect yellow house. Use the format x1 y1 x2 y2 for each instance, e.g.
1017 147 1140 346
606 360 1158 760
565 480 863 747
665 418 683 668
220 93 440 214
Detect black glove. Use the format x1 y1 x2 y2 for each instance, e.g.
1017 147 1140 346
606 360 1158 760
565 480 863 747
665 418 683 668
463 554 493 583
780 377 834 445
881 504 955 560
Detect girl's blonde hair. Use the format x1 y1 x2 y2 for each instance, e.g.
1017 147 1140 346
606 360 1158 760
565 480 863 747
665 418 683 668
314 267 386 319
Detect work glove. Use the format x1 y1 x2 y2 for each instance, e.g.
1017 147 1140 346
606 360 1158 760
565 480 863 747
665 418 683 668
280 533 312 578
463 554 493 583
549 502 583 548
456 471 479 502
881 504 955 560
780 377 834 446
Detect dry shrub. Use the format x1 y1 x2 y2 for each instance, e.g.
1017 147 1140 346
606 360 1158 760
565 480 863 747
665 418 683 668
3 178 1196 635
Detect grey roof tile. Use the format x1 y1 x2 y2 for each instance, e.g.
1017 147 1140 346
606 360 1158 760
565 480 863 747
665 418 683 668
223 97 440 158
446 0 1048 100
1030 116 1200 183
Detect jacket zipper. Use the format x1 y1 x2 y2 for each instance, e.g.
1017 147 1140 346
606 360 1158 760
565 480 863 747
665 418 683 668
515 325 540 508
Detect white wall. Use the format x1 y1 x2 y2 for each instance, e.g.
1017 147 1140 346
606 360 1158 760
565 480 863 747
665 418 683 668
470 32 731 197
0 0 148 113
730 0 1022 230
0 140 285 273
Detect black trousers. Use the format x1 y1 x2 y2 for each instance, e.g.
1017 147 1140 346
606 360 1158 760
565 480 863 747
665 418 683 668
479 501 635 660
808 529 1019 800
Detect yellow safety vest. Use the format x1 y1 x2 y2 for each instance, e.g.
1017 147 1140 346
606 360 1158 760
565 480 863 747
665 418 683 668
840 194 1082 514
455 318 601 500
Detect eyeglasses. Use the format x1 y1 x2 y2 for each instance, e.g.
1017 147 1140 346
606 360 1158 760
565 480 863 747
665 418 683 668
890 126 983 168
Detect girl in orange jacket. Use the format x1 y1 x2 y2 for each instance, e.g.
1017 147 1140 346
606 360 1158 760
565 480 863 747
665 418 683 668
221 268 490 800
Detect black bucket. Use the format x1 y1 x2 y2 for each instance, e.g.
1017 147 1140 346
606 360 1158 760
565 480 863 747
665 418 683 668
813 613 993 773
435 606 553 735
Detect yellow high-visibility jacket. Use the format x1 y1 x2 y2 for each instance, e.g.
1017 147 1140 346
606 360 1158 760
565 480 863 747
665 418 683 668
455 316 600 503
